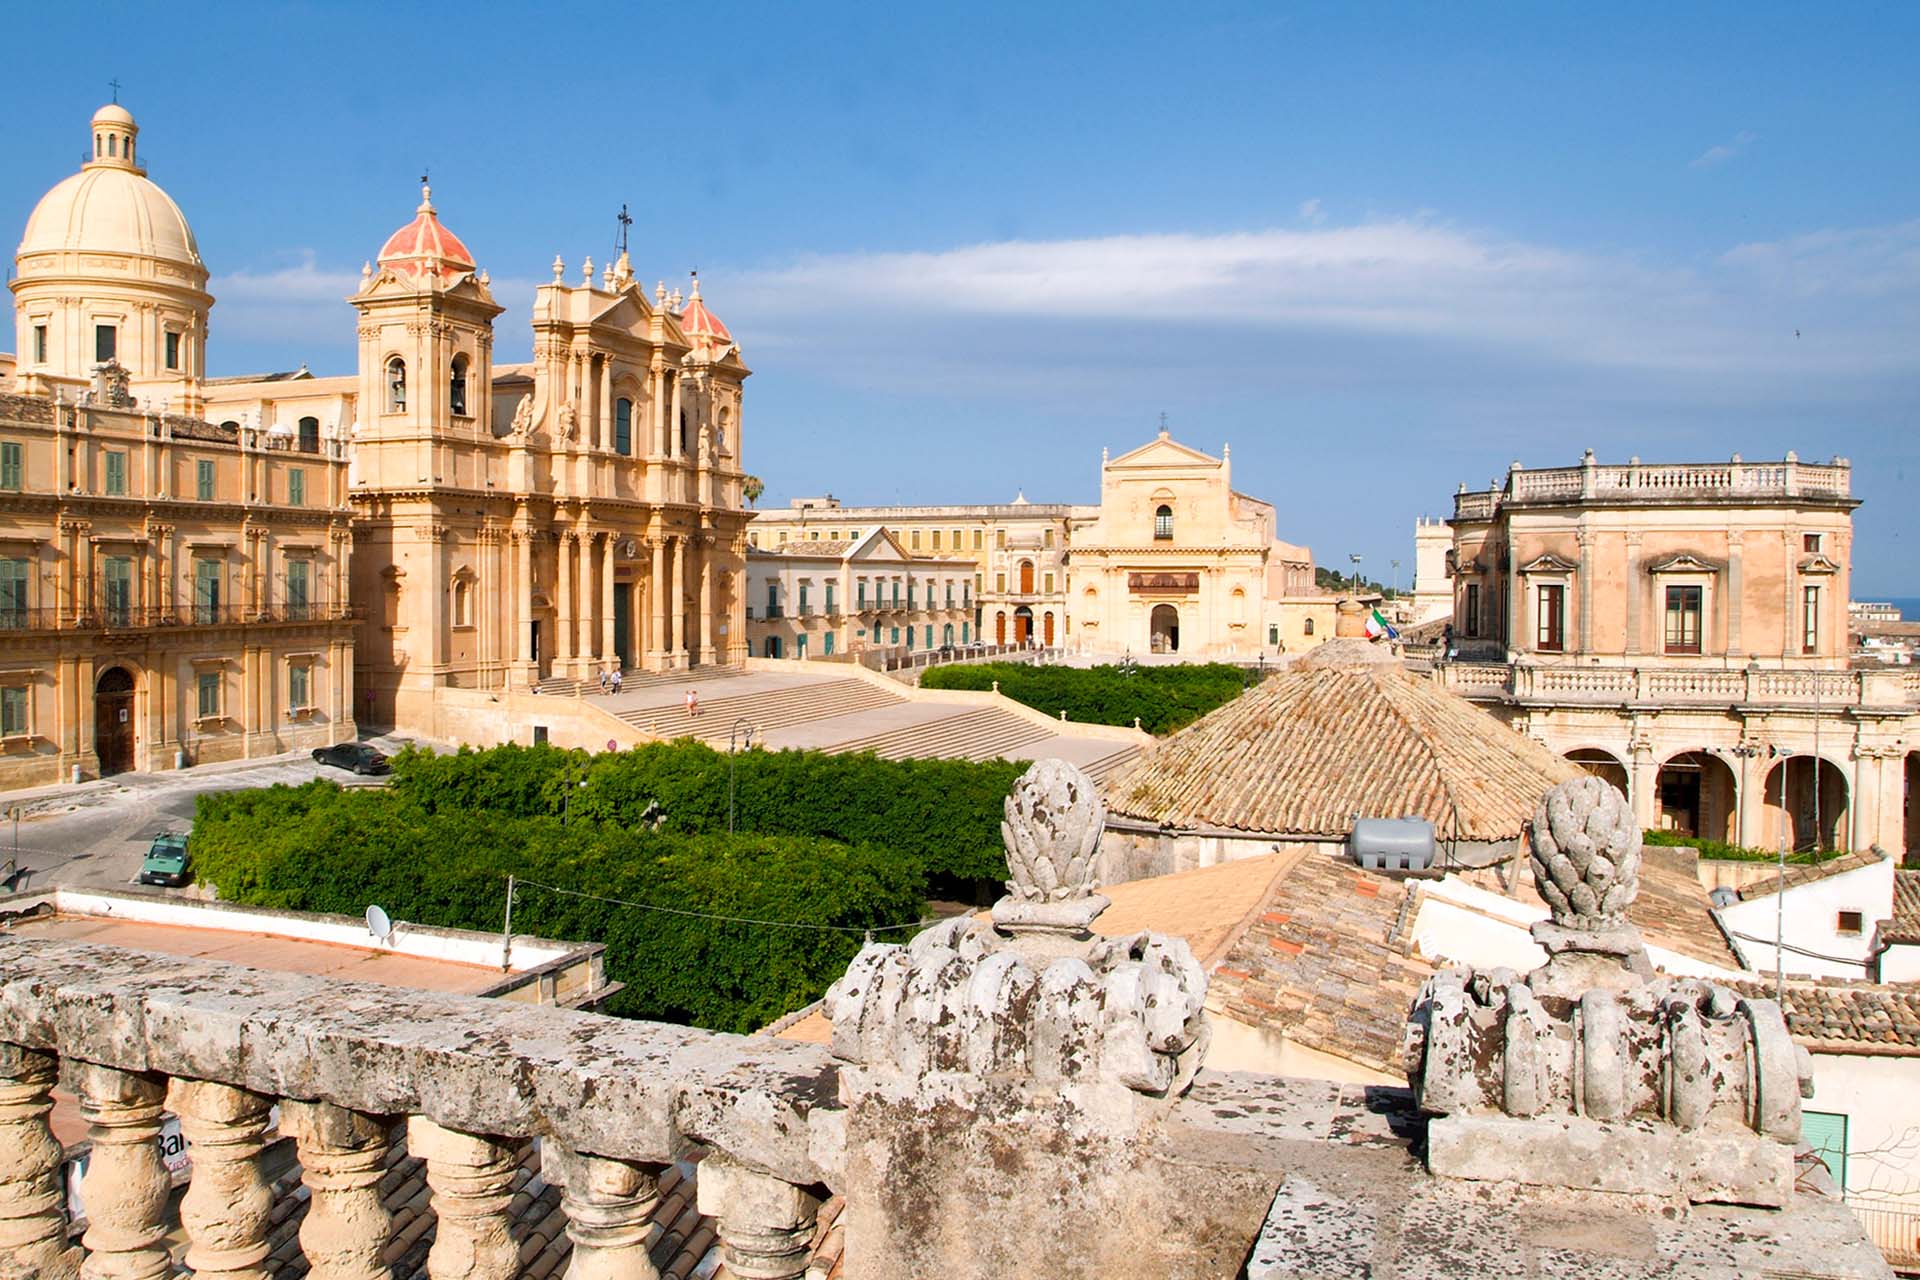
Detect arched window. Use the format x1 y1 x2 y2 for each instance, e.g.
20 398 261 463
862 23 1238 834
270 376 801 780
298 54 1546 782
1154 505 1173 540
1303 617 1315 636
716 406 730 454
108 134 118 158
452 578 472 627
449 355 470 416
297 416 320 453
615 397 633 455
679 408 689 455
386 358 407 412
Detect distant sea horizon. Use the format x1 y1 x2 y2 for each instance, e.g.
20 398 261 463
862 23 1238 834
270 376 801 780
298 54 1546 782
1874 597 1920 621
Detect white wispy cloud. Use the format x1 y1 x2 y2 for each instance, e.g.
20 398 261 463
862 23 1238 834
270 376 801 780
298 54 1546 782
1690 130 1758 169
1298 197 1326 225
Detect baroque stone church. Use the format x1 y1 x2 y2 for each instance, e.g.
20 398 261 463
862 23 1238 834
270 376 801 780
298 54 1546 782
5 103 751 756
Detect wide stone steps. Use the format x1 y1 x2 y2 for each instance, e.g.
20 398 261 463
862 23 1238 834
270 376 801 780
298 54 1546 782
538 668 744 699
831 706 1057 762
1077 743 1143 782
615 679 905 744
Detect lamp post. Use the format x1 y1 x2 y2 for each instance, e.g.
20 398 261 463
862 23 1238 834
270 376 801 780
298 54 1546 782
1348 553 1363 597
562 768 587 826
728 718 757 834
1390 559 1401 601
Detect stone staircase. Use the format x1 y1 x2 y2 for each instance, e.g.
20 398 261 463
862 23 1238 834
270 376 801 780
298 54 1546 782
1077 743 1143 782
613 678 905 745
537 667 744 699
829 705 1057 763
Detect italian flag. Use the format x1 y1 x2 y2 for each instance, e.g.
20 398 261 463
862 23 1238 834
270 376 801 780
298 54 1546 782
1365 609 1398 641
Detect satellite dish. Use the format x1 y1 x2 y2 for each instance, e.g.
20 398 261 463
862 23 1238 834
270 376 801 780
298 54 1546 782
366 904 393 943
1709 887 1738 910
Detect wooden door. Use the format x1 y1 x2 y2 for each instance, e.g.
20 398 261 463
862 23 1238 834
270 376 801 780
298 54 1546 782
94 668 135 775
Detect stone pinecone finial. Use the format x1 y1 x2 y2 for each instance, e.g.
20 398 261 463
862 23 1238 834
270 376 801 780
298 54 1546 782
1001 757 1104 904
1529 775 1642 930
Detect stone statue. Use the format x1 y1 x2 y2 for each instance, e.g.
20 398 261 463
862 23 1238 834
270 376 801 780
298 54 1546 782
556 402 577 442
1404 775 1814 1206
697 419 713 464
509 394 534 437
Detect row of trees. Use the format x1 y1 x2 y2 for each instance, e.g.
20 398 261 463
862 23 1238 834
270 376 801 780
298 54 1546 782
190 742 1033 1031
919 661 1257 735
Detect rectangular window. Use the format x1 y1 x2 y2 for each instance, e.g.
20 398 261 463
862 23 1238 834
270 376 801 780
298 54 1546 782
288 468 306 507
1044 529 1054 549
197 672 221 719
799 583 811 616
996 572 1007 594
1663 585 1702 655
286 559 310 620
911 530 922 550
930 530 941 551
32 325 47 365
1802 1110 1848 1192
951 529 961 549
104 451 127 496
165 331 181 371
0 442 21 490
1269 624 1280 645
0 558 27 628
905 627 914 651
765 582 779 618
1464 582 1481 638
892 580 900 607
1043 572 1054 594
796 634 808 658
973 530 984 551
924 625 933 648
907 581 916 608
614 399 632 455
996 529 1006 549
823 632 836 656
825 584 836 614
102 556 133 626
1836 910 1864 936
945 582 954 607
1802 585 1820 655
891 626 900 644
193 558 222 625
1535 584 1564 652
961 623 969 644
196 459 215 501
0 686 26 737
857 580 868 609
94 324 116 363
1803 533 1822 553
289 663 310 710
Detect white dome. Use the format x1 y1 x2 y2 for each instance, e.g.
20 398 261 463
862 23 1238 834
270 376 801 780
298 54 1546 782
18 165 204 275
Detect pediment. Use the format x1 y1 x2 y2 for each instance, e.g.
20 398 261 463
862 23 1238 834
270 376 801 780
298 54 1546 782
1106 434 1221 471
1518 553 1579 574
849 528 910 562
1645 553 1721 575
1798 554 1841 575
588 287 658 338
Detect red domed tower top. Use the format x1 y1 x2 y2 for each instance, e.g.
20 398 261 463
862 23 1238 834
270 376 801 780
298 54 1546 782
376 184 475 286
678 272 732 354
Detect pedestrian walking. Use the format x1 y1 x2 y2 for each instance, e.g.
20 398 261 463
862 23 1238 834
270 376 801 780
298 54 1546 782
611 667 623 694
598 668 611 694
685 688 700 718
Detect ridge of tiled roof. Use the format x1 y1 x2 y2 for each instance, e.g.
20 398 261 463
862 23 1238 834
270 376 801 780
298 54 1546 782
1103 668 1581 841
1725 976 1920 1056
1884 869 1920 945
1209 850 1434 1077
1734 848 1886 902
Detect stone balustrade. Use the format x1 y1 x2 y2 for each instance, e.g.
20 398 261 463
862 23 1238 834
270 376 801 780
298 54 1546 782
0 933 834 1280
1440 659 1914 711
1453 454 1852 520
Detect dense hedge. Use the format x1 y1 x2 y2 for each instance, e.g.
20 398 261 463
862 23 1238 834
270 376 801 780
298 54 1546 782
191 779 925 1032
919 662 1256 735
1641 828 1833 866
387 740 1023 882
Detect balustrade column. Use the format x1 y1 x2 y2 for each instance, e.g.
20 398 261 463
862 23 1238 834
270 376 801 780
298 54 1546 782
544 1145 663 1280
406 1118 519 1280
73 1063 171 1280
694 1155 819 1280
0 1044 76 1280
169 1079 274 1279
280 1101 393 1280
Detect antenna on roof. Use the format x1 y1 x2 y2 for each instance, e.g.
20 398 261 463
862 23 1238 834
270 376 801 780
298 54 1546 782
614 203 632 259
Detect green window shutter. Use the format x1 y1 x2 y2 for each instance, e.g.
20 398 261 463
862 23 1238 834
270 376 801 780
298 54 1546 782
1802 1110 1848 1191
0 442 21 490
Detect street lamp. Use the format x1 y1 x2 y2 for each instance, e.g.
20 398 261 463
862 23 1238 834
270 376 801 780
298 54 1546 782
728 719 758 834
561 768 588 826
1390 559 1401 600
1348 554 1363 596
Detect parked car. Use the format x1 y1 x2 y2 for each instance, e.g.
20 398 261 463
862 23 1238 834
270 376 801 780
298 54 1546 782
311 742 391 775
138 833 190 887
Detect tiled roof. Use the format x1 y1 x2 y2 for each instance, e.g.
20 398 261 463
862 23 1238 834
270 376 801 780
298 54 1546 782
1209 851 1435 1077
1734 849 1886 902
1727 977 1920 1057
259 1136 844 1279
1104 668 1581 840
1884 870 1920 945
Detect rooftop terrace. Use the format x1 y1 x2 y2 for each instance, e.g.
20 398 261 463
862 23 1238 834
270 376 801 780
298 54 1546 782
1452 452 1854 521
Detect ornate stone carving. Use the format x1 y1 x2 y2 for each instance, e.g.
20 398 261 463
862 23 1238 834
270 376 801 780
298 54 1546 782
557 403 578 442
509 394 534 437
1404 775 1815 1206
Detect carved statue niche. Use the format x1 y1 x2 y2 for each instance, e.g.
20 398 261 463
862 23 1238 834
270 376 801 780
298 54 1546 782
556 403 578 442
509 394 534 438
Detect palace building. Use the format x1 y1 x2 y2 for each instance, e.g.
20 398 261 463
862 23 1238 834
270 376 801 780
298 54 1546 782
1 102 752 779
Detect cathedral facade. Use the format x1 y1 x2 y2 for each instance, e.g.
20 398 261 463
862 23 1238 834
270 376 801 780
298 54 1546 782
2 103 752 779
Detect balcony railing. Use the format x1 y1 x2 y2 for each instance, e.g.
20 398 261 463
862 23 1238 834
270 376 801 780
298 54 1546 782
0 602 361 633
1455 457 1853 520
1846 1197 1920 1273
1439 661 1913 710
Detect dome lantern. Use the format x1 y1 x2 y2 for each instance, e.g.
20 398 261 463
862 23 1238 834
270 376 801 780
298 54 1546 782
89 104 140 172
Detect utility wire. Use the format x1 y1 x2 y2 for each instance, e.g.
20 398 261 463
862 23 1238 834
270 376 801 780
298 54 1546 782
1727 928 1876 970
511 877 942 936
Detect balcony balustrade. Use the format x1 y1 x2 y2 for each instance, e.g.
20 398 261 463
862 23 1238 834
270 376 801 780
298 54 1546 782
1454 456 1853 520
1439 660 1913 711
0 602 361 633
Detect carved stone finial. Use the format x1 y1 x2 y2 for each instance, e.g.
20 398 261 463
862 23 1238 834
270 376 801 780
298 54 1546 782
1000 758 1103 905
581 257 595 286
1530 775 1640 930
552 255 565 283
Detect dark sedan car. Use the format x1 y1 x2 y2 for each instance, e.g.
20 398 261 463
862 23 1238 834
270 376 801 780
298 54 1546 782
311 742 391 775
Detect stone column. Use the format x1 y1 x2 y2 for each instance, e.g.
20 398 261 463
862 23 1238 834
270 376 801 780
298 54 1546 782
598 358 613 452
169 1079 274 1278
694 1155 819 1280
601 534 617 669
1627 730 1658 831
671 535 687 665
1623 532 1643 656
281 1101 393 1280
649 537 669 669
556 532 576 670
669 374 685 462
699 537 718 666
1727 530 1745 657
1576 529 1593 653
516 529 534 673
648 367 666 459
406 1118 519 1280
544 1145 663 1280
73 1063 171 1280
0 1045 76 1280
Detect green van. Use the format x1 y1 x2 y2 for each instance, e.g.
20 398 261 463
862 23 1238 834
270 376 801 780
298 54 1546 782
138 833 190 887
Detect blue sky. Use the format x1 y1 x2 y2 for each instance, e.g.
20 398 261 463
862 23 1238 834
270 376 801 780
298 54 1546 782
6 2 1917 591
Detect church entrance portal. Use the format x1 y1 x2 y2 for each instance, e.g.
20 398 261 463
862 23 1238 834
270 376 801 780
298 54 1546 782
1150 604 1180 654
94 666 136 776
1013 606 1033 646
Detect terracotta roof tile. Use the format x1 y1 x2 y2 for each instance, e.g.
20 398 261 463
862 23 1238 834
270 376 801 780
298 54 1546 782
1734 848 1885 902
1885 870 1920 944
1104 668 1581 841
1727 977 1920 1056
